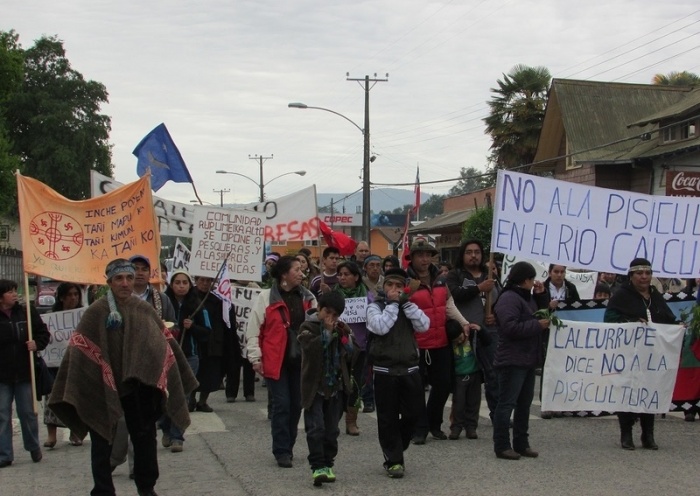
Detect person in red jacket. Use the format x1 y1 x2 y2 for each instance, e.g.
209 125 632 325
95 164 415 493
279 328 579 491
247 256 317 468
404 238 470 444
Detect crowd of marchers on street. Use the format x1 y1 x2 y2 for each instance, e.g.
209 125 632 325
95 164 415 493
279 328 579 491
1 236 699 493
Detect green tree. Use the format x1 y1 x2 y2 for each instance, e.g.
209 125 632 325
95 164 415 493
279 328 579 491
3 33 112 200
448 166 496 196
0 31 23 215
652 71 700 86
419 194 444 219
483 64 551 171
461 206 493 252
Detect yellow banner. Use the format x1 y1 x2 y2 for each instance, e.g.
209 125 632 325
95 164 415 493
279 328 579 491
17 173 161 285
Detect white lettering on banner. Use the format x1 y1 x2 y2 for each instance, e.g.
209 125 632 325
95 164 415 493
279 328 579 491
340 297 367 324
321 214 360 226
231 286 262 358
541 321 684 413
39 308 86 367
191 207 265 280
491 170 700 277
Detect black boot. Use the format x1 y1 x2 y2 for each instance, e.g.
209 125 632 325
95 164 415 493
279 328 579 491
639 414 658 450
618 413 635 450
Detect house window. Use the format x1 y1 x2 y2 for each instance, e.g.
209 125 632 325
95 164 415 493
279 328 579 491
663 126 677 143
304 239 319 246
270 240 287 247
680 122 697 140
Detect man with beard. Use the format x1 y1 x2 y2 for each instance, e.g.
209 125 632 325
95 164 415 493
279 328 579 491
445 239 500 421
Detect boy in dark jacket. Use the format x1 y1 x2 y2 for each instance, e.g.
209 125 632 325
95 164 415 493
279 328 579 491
366 268 430 479
298 291 355 486
446 320 489 440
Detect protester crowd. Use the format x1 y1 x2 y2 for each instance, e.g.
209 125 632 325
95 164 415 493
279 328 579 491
1 237 699 493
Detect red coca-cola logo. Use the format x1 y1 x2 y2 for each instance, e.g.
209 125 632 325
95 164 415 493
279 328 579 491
670 171 700 192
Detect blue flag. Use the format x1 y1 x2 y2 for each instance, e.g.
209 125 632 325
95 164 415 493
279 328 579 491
133 123 193 191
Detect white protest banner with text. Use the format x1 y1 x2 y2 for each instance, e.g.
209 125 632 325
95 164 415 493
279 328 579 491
172 238 191 271
39 308 86 367
190 207 265 280
541 321 684 413
91 170 195 237
491 170 700 277
340 297 367 324
500 255 597 299
244 185 319 242
231 286 262 358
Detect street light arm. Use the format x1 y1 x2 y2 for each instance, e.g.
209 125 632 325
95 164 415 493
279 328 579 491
288 103 364 135
265 170 307 188
215 170 260 188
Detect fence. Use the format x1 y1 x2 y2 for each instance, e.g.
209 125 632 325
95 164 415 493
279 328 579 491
0 247 23 283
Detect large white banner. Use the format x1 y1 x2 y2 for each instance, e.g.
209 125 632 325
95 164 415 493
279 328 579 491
245 185 319 242
491 170 700 277
190 206 265 280
91 170 195 238
39 308 86 367
92 171 319 242
541 321 685 413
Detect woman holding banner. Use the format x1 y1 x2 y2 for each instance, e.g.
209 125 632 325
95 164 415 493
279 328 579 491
492 262 549 460
604 258 677 451
334 261 369 435
0 279 51 468
246 256 317 468
44 282 84 448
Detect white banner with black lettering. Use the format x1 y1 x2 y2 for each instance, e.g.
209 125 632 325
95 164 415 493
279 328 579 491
39 308 86 368
490 169 700 277
541 321 685 413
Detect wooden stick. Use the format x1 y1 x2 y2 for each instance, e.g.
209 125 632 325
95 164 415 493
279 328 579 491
23 273 39 413
484 252 496 317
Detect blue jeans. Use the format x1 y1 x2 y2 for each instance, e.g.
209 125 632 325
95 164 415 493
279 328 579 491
267 363 302 459
160 355 199 442
0 381 40 463
303 393 343 470
492 366 536 454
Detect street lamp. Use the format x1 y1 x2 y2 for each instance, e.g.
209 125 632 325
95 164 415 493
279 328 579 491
288 102 371 244
216 169 306 203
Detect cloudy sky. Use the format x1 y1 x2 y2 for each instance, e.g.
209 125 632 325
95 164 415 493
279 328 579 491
3 0 699 208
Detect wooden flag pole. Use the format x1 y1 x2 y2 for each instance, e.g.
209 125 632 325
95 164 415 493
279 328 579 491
484 252 496 317
23 273 39 413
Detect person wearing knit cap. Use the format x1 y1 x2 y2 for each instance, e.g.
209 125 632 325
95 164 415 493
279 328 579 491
604 257 677 451
362 255 384 296
261 252 281 289
366 267 430 479
404 237 471 444
49 258 198 496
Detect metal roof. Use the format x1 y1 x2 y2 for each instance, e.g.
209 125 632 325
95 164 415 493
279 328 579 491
533 79 694 169
407 208 475 234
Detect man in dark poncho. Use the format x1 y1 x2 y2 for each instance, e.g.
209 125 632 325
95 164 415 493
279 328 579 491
49 258 198 496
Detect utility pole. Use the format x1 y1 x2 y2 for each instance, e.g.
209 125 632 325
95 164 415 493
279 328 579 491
347 73 388 246
248 154 274 202
213 188 230 207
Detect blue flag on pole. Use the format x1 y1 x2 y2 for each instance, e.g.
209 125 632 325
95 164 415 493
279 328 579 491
133 123 193 192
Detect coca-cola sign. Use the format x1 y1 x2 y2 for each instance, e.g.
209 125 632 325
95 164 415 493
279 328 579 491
666 170 700 197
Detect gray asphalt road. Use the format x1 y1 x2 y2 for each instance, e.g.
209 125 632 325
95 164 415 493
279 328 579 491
3 381 696 495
